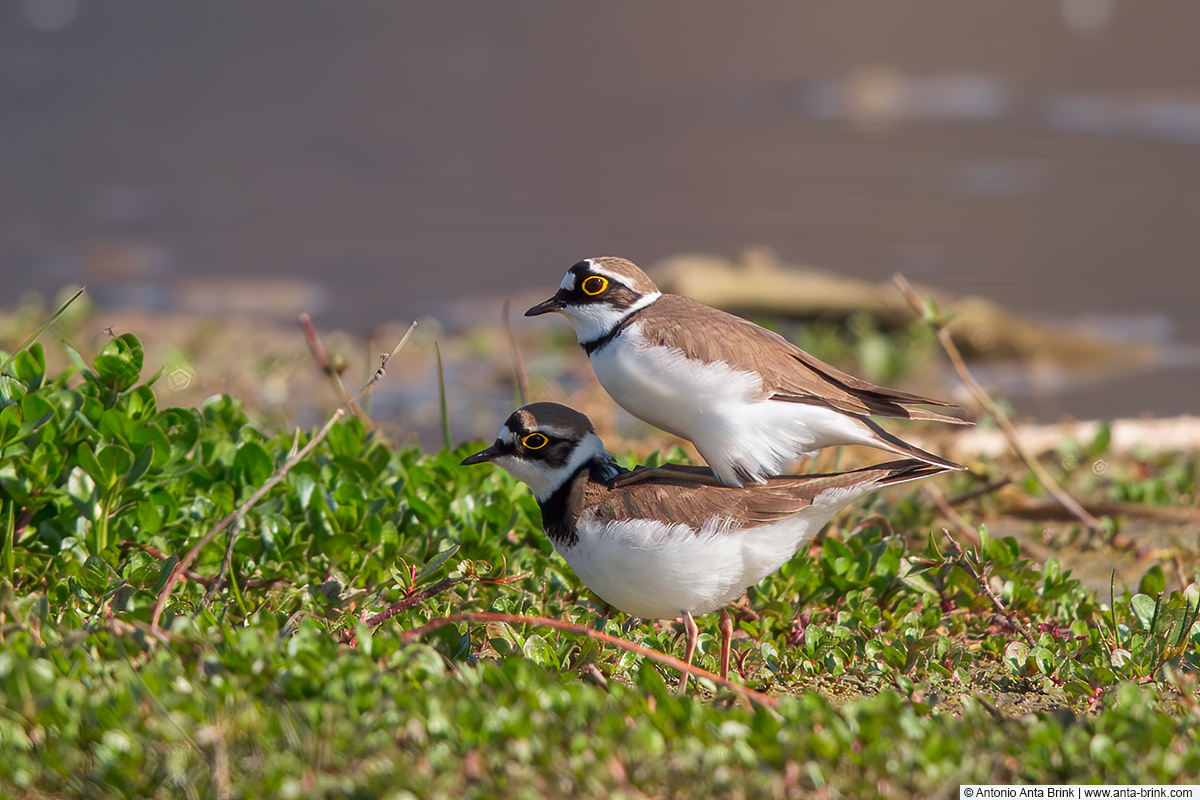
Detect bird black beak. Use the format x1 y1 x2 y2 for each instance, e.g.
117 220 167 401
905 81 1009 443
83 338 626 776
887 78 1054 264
525 293 565 316
461 443 503 466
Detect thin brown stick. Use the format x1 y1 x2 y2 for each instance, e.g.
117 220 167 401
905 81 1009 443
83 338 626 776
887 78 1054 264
152 323 414 631
196 518 240 616
399 611 780 709
893 274 1104 533
150 409 346 631
351 320 418 406
502 298 529 406
118 541 280 590
1005 499 1200 525
299 313 370 425
365 577 465 627
941 531 1035 647
945 475 1012 507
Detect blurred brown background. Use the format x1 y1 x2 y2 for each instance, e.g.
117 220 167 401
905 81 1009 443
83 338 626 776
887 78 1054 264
3 1 1199 420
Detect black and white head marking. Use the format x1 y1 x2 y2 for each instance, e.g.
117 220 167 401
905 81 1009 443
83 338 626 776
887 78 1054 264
461 402 618 502
526 257 662 346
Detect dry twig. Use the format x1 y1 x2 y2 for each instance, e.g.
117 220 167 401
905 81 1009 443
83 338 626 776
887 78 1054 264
399 610 780 710
365 577 466 628
892 273 1105 534
941 532 1036 647
945 475 1012 507
299 312 370 425
152 323 418 630
151 409 346 630
353 320 418 405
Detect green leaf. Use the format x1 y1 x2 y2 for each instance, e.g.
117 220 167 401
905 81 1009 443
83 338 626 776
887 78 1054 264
78 554 115 592
0 463 34 506
67 466 99 520
1042 557 1062 586
1138 566 1166 598
18 394 55 433
137 502 163 535
129 424 171 469
98 408 135 442
96 444 134 489
75 442 105 487
521 634 559 669
233 441 274 487
416 545 459 583
11 344 47 390
1003 641 1029 675
1032 646 1056 676
1130 594 1157 630
0 405 20 451
1089 421 1113 457
93 333 144 392
126 441 155 485
160 408 201 465
123 385 157 419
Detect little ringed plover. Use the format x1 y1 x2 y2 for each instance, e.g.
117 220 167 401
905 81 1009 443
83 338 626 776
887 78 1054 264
462 401 950 692
526 257 967 487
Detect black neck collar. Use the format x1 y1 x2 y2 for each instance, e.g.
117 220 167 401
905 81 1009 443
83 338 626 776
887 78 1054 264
538 459 625 547
579 298 656 355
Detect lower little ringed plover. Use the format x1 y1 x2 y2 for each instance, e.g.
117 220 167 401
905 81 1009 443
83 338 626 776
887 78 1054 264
526 257 968 487
462 401 950 692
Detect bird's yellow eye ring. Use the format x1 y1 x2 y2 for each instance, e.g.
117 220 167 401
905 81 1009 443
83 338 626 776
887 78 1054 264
522 432 549 450
581 275 608 296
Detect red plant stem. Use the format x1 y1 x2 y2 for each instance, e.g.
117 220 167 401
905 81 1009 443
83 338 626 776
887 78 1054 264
399 611 780 709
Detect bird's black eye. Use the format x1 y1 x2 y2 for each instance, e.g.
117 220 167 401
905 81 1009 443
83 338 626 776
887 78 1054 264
581 275 608 296
522 432 549 450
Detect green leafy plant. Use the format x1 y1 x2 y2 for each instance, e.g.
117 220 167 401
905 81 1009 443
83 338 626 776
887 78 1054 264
0 308 1198 797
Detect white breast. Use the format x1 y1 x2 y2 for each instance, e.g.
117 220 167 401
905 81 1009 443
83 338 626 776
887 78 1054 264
553 507 840 620
588 326 762 440
589 325 883 485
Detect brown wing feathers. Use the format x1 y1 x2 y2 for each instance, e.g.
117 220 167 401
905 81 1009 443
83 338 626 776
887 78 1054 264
584 463 923 532
637 294 965 423
584 477 817 531
782 348 966 423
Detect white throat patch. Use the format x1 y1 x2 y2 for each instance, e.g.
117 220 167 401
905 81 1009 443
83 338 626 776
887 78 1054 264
495 431 613 502
563 290 661 345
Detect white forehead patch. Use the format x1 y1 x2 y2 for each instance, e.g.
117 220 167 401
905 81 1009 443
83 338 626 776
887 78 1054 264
559 269 579 291
498 425 517 444
586 260 627 285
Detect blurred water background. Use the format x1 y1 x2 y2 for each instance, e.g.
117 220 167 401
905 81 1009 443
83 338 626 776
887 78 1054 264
3 1 1199 421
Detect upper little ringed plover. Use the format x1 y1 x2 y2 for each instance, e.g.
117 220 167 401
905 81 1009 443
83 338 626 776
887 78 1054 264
526 257 967 487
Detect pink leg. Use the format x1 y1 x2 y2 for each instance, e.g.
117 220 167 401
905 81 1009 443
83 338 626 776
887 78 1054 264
678 611 699 694
718 608 733 680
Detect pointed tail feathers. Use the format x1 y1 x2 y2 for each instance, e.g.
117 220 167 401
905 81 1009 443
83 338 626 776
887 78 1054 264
865 458 956 487
902 406 973 425
861 418 965 471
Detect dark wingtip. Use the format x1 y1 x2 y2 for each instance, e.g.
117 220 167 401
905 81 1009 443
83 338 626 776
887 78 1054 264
860 418 966 471
864 458 956 485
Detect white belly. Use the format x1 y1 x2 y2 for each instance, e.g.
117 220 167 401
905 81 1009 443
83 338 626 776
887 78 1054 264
554 509 840 621
589 331 760 441
589 330 881 485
